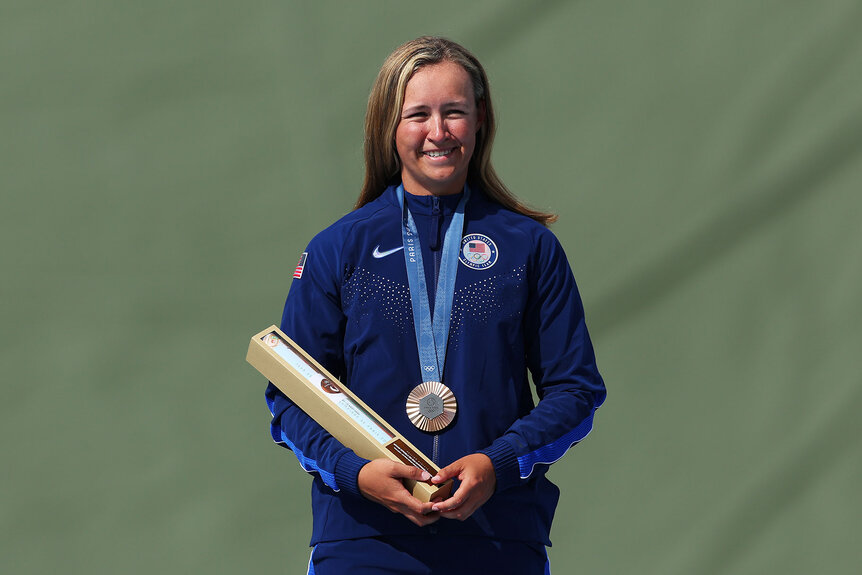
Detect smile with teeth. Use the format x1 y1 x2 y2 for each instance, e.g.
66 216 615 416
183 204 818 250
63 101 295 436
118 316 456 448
423 148 456 158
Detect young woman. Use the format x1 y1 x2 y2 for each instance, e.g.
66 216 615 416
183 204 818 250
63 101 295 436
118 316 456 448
266 36 606 574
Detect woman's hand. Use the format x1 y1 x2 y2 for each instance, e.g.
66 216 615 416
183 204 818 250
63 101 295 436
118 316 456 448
429 453 496 521
357 459 440 526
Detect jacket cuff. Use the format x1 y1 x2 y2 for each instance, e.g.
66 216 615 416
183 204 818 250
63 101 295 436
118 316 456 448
479 439 521 492
334 451 371 497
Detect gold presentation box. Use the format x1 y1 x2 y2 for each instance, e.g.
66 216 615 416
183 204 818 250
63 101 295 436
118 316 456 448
247 325 452 502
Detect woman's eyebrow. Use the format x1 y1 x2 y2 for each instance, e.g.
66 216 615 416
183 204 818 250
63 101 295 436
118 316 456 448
402 100 471 113
401 104 429 114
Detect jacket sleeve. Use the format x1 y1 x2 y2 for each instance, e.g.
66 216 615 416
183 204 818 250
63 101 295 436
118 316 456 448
479 229 607 492
265 234 369 496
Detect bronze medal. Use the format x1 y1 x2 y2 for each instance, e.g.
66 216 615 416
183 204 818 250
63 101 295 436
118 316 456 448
406 381 457 432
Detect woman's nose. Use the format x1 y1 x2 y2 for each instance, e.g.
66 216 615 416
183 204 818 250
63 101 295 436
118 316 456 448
429 114 446 140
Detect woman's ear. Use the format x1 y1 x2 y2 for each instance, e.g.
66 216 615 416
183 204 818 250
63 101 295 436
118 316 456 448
476 99 486 132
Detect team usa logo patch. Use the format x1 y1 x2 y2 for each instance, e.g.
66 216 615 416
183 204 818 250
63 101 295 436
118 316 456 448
293 252 308 279
459 234 498 270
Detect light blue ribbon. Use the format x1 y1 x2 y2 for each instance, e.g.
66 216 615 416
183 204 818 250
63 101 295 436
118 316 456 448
396 183 469 383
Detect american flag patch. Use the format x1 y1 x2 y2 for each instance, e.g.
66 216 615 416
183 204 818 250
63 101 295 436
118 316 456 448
469 242 486 253
293 252 308 279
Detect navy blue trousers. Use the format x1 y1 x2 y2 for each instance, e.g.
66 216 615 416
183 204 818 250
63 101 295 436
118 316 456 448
307 535 550 575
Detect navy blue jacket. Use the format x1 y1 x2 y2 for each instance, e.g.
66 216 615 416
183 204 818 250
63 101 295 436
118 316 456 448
266 185 606 546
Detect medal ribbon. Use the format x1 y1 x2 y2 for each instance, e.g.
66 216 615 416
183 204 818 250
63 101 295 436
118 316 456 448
397 183 469 383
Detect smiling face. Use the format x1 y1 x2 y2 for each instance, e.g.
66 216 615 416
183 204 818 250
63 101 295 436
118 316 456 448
395 61 483 196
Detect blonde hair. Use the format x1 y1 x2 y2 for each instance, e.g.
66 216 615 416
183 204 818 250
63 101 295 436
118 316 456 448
356 36 557 225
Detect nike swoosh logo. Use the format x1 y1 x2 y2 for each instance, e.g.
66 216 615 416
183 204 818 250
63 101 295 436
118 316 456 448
372 245 404 259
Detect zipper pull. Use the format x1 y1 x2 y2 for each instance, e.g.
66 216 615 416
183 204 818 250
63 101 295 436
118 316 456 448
430 196 441 250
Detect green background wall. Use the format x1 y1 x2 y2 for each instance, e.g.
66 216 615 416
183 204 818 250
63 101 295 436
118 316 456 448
3 1 861 573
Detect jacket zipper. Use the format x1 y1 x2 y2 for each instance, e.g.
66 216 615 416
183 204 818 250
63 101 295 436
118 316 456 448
431 195 441 465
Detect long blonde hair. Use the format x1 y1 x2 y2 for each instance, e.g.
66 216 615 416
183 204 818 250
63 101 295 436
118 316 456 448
356 36 557 225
